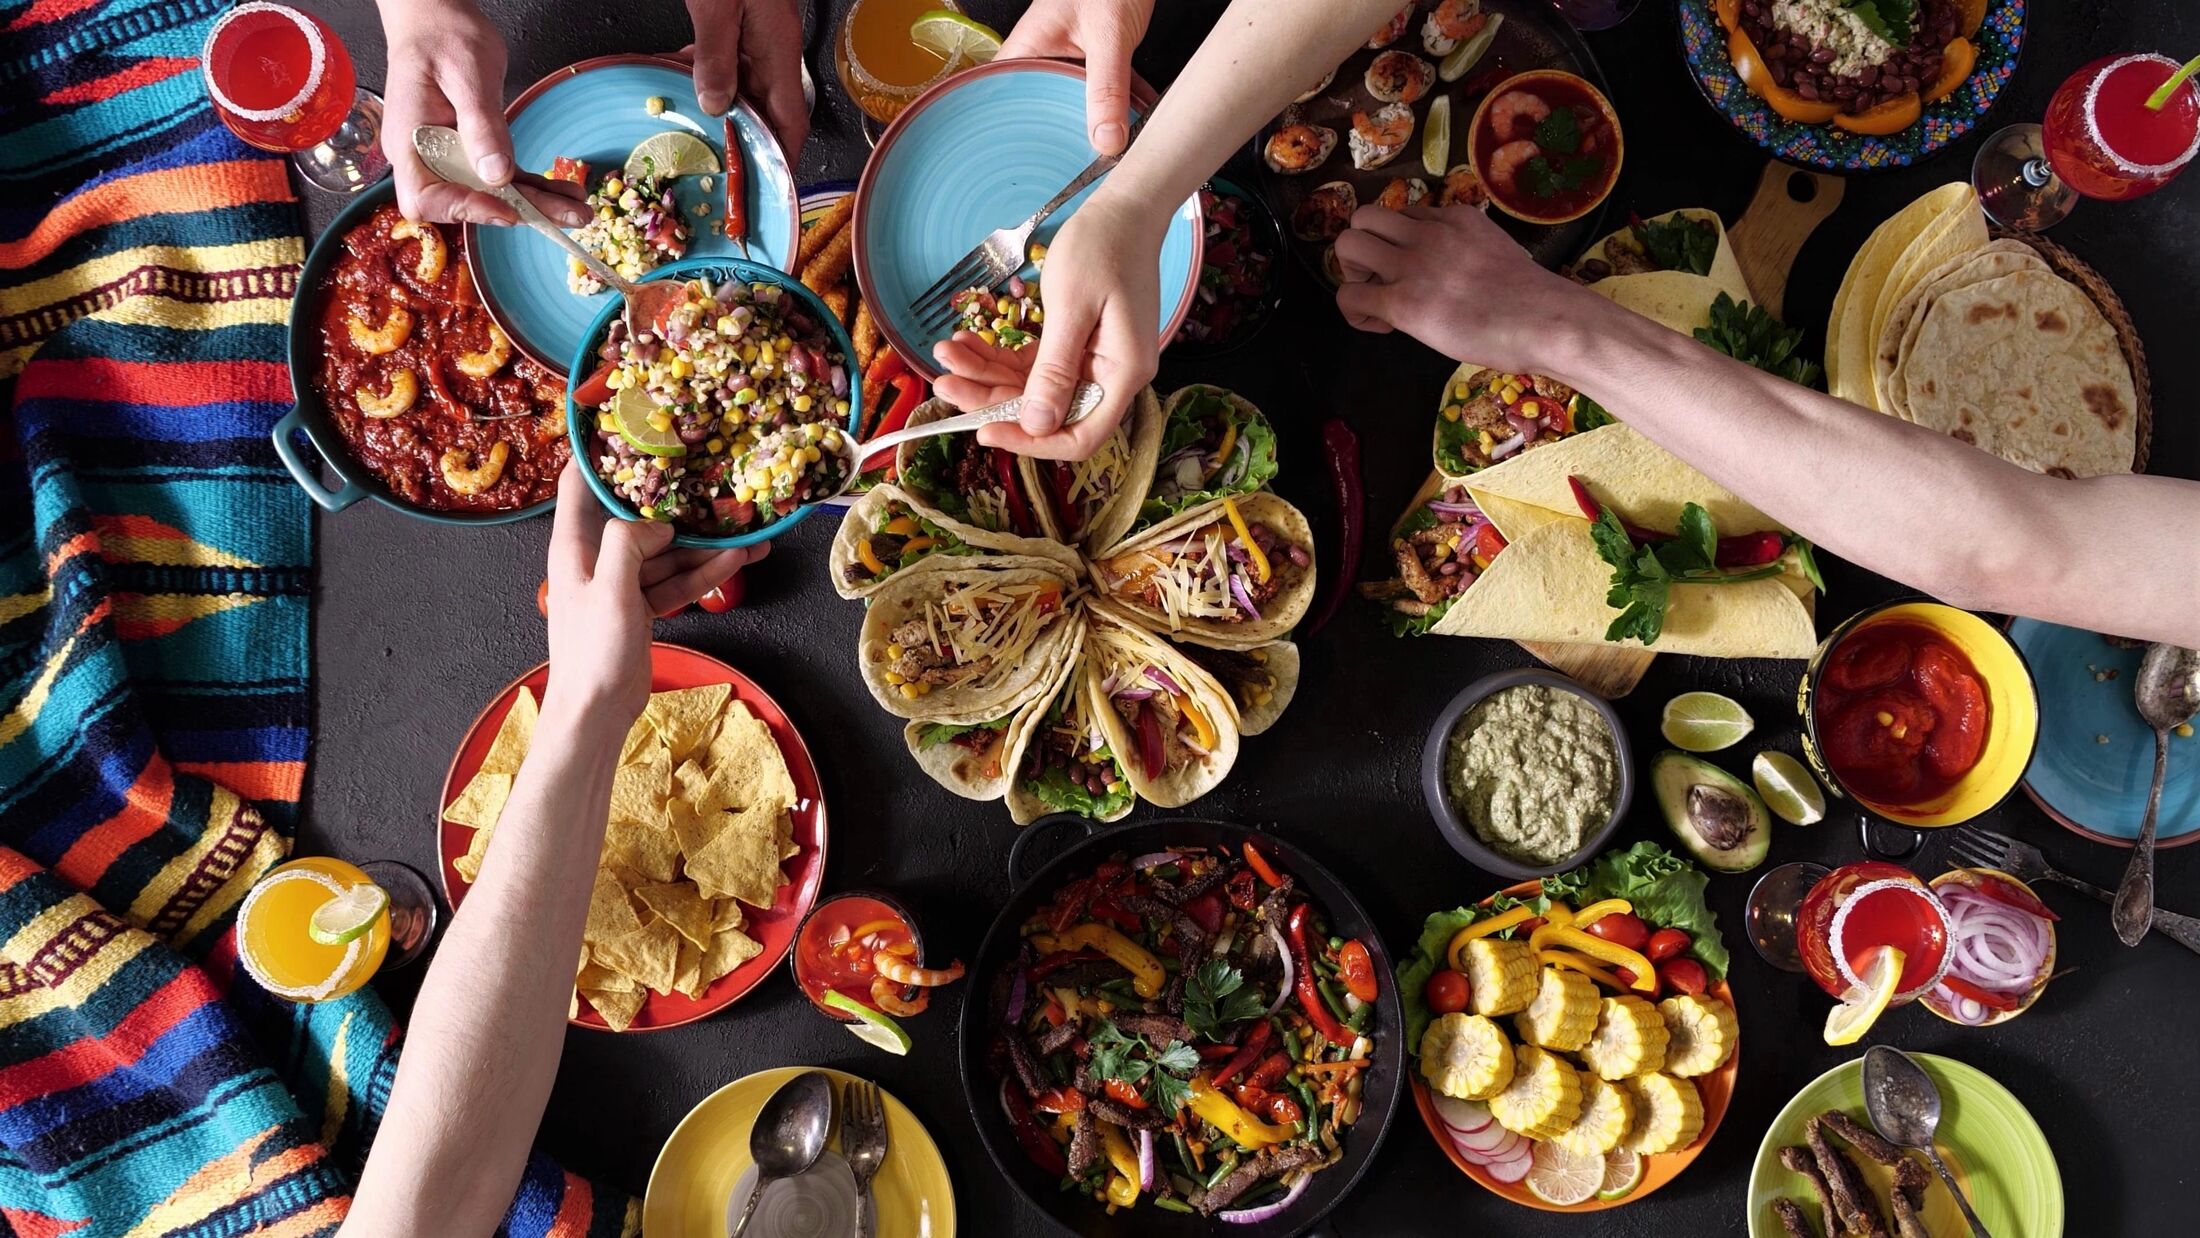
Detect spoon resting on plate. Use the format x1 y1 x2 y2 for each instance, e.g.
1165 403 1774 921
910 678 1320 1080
1861 1046 1993 1238
816 381 1104 502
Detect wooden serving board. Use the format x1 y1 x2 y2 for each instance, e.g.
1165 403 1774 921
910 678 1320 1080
1520 162 1843 698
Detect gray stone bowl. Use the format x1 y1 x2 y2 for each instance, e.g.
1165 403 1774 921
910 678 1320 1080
1421 667 1636 881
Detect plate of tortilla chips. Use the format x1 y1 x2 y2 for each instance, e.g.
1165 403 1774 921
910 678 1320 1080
436 642 827 1031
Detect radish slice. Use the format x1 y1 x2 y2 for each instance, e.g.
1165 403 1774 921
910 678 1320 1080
1435 1096 1492 1134
1450 1135 1494 1165
1457 1121 1514 1153
1482 1130 1524 1162
1487 1148 1534 1184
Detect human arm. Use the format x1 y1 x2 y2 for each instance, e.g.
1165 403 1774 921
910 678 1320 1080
339 466 762 1238
997 0 1157 155
1333 204 2200 646
937 0 1404 458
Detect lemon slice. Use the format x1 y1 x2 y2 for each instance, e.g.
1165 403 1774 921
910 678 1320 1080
1421 95 1452 177
1752 751 1827 825
909 11 1001 66
822 991 913 1055
308 882 389 947
1596 1147 1643 1200
625 131 720 181
1439 12 1505 81
1525 1140 1603 1206
1824 946 1905 1046
612 386 687 458
1661 691 1754 752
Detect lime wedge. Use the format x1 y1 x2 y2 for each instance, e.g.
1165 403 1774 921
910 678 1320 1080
612 386 687 458
909 11 1001 66
308 882 389 947
1422 95 1451 177
624 131 720 181
1752 751 1827 825
1439 13 1504 82
1661 691 1754 752
1596 1148 1643 1200
1823 946 1904 1046
822 990 913 1055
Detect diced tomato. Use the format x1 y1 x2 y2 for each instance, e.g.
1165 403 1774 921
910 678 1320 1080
712 496 757 530
697 575 744 612
1646 927 1692 961
1662 958 1709 996
1475 521 1508 562
1424 969 1471 1014
547 156 589 185
534 579 549 619
1031 1086 1087 1114
572 361 617 407
1583 912 1650 953
1336 939 1379 1003
1184 891 1225 936
1225 869 1258 912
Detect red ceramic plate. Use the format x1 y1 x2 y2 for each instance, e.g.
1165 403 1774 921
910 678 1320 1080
436 642 828 1031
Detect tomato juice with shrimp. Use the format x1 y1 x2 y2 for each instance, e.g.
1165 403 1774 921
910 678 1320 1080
1813 619 1991 813
1470 70 1621 224
794 894 919 1018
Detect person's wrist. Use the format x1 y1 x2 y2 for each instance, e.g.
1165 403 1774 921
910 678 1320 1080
538 683 642 747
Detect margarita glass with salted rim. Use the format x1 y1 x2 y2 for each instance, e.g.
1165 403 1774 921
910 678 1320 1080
1796 862 1953 1005
200 2 388 193
237 857 435 1002
1972 52 2200 229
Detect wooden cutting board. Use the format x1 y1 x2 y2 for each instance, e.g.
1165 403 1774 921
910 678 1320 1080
1520 162 1844 698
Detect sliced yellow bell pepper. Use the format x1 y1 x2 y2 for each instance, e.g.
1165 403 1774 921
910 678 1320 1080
1188 1077 1291 1149
1201 422 1238 486
901 535 936 555
1031 925 1166 998
1100 1121 1140 1187
1447 906 1537 973
1569 899 1633 931
1541 902 1576 928
1221 497 1271 584
1539 949 1628 992
1106 1174 1139 1207
882 516 920 536
1177 693 1219 751
855 539 888 576
1539 926 1656 992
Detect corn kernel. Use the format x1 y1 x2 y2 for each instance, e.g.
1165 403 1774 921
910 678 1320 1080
900 682 921 699
887 671 907 686
886 644 903 659
2179 723 2194 738
734 387 756 405
1443 405 1461 422
733 484 754 503
706 437 725 454
647 410 673 432
758 343 775 366
1876 710 1895 726
995 295 1013 315
1453 381 1470 400
823 430 843 450
792 394 813 413
613 466 635 483
803 445 822 463
1028 307 1043 323
977 328 998 346
644 96 667 115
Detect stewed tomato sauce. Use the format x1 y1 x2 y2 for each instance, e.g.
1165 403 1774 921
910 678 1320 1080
1817 620 1991 808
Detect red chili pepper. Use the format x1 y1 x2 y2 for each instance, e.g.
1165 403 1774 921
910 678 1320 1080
1968 874 2061 922
1000 1079 1067 1177
1715 531 1787 568
1086 896 1141 934
722 118 748 249
696 574 743 612
1103 1078 1149 1109
1196 1041 1238 1062
1937 973 2022 1012
1027 947 1107 981
1567 475 1664 542
1286 903 1349 1044
1030 1086 1087 1114
861 375 928 472
1212 1019 1273 1087
1245 1051 1292 1091
1242 840 1287 889
996 450 1036 536
1224 869 1258 912
1306 417 1361 635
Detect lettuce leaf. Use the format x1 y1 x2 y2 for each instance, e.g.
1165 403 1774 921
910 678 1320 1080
899 437 966 523
1540 842 1729 980
1136 393 1278 526
1027 762 1133 819
915 716 1008 748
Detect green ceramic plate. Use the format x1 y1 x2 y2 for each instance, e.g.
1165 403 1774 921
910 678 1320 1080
1747 1053 2062 1238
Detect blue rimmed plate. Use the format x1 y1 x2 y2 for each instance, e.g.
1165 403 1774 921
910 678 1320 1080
852 60 1202 380
1679 0 2026 172
2008 618 2200 848
467 54 799 376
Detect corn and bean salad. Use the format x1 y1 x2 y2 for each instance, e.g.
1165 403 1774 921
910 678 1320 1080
952 242 1046 349
586 277 852 535
567 170 689 296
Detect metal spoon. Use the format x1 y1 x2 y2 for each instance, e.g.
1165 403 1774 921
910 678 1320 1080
1862 1046 1993 1238
818 381 1104 501
2112 643 2200 945
727 1070 834 1238
410 125 685 339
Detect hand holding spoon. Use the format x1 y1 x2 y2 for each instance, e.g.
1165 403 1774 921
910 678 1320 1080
817 382 1104 501
2112 643 2200 946
727 1070 833 1238
1862 1046 1992 1238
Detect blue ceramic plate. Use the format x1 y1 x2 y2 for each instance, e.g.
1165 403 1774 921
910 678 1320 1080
2008 618 2199 847
563 258 859 550
853 60 1201 380
1679 0 2026 172
469 54 799 376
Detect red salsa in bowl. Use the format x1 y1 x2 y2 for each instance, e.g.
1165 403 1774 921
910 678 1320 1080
1173 180 1281 354
1468 69 1623 225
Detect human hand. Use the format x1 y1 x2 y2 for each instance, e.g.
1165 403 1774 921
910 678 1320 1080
933 191 1161 460
377 0 590 227
542 464 767 719
682 0 810 160
998 0 1155 155
1333 204 1601 374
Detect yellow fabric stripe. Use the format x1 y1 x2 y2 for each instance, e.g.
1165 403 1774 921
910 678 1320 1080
87 291 291 331
0 622 81 750
0 586 50 627
0 238 303 320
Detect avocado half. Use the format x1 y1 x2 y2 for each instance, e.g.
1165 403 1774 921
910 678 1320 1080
1650 750 1771 873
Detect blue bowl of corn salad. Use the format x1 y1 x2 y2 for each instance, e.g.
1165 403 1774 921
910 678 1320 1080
565 257 861 549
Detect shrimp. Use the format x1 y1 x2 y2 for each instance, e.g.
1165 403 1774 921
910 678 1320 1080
1367 4 1411 49
454 322 513 378
1376 177 1428 211
1349 103 1415 170
347 305 414 355
871 975 930 1017
1483 140 1542 199
874 947 966 988
389 218 446 283
1439 164 1489 209
1366 50 1434 104
439 441 508 495
1488 90 1554 141
1423 0 1488 55
354 369 418 419
1262 123 1337 174
1292 181 1357 242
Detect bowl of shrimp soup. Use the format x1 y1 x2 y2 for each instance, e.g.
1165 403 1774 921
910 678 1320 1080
1468 69 1623 226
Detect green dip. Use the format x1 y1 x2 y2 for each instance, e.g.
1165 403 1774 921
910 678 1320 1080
1445 684 1618 864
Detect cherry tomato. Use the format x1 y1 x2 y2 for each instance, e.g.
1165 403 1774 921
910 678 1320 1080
1583 911 1650 953
1612 965 1659 998
1337 939 1380 1003
1262 1094 1304 1125
1662 958 1709 996
571 360 617 407
1424 968 1471 1014
535 579 549 619
1102 1078 1149 1109
697 574 744 613
1646 927 1692 962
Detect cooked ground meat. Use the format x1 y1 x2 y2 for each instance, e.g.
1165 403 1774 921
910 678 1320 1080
1090 1098 1166 1130
950 442 999 499
1779 1146 1839 1238
1807 1117 1888 1238
1195 1144 1325 1214
1112 1013 1193 1044
1067 1108 1101 1178
1771 1198 1817 1238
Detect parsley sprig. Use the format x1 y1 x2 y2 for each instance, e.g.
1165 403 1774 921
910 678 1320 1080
1632 215 1718 276
1694 292 1824 390
1842 0 1917 47
1523 108 1606 200
1087 1021 1201 1112
1183 959 1266 1041
1591 505 1789 645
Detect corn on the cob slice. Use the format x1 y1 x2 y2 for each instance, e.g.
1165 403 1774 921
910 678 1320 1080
1515 966 1599 1052
1488 1044 1583 1140
1464 937 1538 1017
1658 994 1739 1078
1548 1069 1636 1157
1578 995 1671 1080
1419 1012 1516 1101
1618 1072 1704 1156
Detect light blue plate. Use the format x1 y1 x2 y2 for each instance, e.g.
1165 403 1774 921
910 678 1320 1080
853 60 1201 379
469 55 799 376
2008 618 2200 846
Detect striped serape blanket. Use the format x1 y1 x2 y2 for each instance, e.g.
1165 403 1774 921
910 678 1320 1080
1 0 632 1233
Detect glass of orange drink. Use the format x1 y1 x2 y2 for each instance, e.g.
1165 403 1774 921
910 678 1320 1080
237 857 436 1002
835 0 975 128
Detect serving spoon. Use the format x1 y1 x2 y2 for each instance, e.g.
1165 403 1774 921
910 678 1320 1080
726 1070 834 1238
1862 1046 1993 1237
2112 643 2200 945
815 381 1104 502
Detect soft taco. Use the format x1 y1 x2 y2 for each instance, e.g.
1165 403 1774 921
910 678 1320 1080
1085 609 1240 809
1359 473 1507 637
1088 492 1316 647
858 563 1081 723
896 398 1046 538
1569 208 1752 303
1432 366 1616 477
1113 385 1279 548
1021 385 1161 549
904 616 1086 801
831 484 1082 600
1005 645 1137 825
1167 638 1299 738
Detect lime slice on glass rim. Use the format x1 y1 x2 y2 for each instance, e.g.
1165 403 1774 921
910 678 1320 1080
1422 96 1451 177
624 131 720 181
612 386 688 458
1752 751 1827 825
1596 1147 1643 1200
1661 691 1754 752
909 11 1002 66
821 990 913 1055
1823 945 1905 1047
308 882 390 947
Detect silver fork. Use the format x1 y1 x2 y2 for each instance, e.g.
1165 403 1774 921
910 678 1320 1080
841 1079 889 1238
1947 825 2200 955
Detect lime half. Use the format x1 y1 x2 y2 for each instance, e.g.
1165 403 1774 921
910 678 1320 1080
1596 1148 1643 1200
1752 751 1827 825
1661 691 1754 752
1422 95 1451 177
1439 13 1505 82
625 131 720 181
822 991 913 1055
308 882 389 947
612 386 687 458
909 11 1001 66
1524 1140 1602 1207
1823 946 1904 1047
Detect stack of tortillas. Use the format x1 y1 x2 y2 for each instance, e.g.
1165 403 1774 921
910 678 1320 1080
1826 184 2141 478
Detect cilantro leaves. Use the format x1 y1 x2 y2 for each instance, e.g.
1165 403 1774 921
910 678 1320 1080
1632 216 1719 277
1842 0 1917 47
1592 505 1788 646
1694 292 1824 390
1087 1020 1201 1112
1522 107 1606 200
1183 959 1267 1041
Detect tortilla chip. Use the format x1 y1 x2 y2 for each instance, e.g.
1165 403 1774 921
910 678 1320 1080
776 806 799 861
608 746 671 827
619 715 659 765
672 939 704 998
478 688 538 777
603 818 682 885
576 959 638 993
637 880 714 949
702 925 763 986
698 704 799 810
711 898 746 932
686 797 791 907
584 985 647 1032
643 684 733 762
585 869 646 941
443 771 511 830
590 918 683 993
666 792 723 859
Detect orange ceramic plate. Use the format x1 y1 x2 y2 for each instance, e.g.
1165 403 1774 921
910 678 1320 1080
435 642 828 1031
1410 878 1740 1211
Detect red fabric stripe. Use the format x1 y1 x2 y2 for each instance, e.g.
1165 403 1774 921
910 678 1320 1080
547 1173 593 1238
0 970 212 1108
12 359 290 407
55 760 174 891
40 56 195 106
173 760 304 807
1 0 108 35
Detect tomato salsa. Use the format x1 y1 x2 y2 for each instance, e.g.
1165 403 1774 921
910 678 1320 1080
793 893 919 1018
1471 71 1621 225
1815 620 1991 809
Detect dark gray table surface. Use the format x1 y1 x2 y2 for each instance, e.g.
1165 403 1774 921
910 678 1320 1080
298 1 2198 1234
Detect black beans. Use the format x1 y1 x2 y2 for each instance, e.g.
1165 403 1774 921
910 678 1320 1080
1796 78 1820 100
1858 65 1880 86
1833 83 1859 100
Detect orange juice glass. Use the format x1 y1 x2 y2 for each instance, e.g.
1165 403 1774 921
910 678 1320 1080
836 0 965 124
237 857 434 1002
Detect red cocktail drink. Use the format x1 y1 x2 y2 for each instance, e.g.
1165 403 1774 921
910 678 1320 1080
1797 862 1951 1003
204 3 356 152
2043 53 2200 201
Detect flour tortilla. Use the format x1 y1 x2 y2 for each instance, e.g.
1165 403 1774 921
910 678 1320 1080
1575 208 1753 307
830 484 1082 599
1828 182 1977 406
1872 241 2049 422
1897 269 2137 478
903 616 1085 800
1463 421 1783 536
1004 646 1137 826
856 562 1081 724
1020 385 1159 550
1107 385 1277 553
1168 638 1299 738
893 398 1035 535
1862 192 1991 411
1085 607 1242 808
1090 492 1316 648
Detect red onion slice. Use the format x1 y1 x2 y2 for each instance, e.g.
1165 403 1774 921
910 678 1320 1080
1219 1172 1309 1224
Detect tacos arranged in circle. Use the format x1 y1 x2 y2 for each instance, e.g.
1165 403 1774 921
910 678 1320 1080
905 616 1086 802
858 563 1081 723
1021 385 1160 550
831 484 1082 600
1005 644 1137 826
1167 637 1300 738
1085 609 1240 809
896 399 1045 537
1432 364 1615 476
1116 385 1278 548
1089 493 1315 647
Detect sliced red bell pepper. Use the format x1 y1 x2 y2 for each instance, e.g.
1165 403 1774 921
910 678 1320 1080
1286 903 1350 1045
1027 946 1107 982
1245 1051 1292 1091
1306 418 1362 635
860 374 927 473
1031 1086 1087 1114
1086 896 1141 935
1225 869 1258 912
1336 938 1380 1003
1938 973 2022 1012
1134 702 1165 781
1242 840 1287 889
1970 873 2060 922
997 450 1036 536
859 350 909 436
1183 891 1225 937
1197 1041 1238 1061
1211 1020 1273 1087
1103 1078 1150 1109
1000 1078 1067 1177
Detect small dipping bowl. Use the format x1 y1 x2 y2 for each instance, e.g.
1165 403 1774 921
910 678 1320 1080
1920 866 2058 1027
1467 69 1625 226
1422 668 1634 881
788 889 923 1022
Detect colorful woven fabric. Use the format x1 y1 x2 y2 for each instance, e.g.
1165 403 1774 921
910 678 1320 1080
0 2 633 1234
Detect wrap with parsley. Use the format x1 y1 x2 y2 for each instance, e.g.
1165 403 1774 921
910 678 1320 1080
1004 639 1138 825
1020 385 1161 550
1088 492 1316 649
1569 208 1752 333
857 562 1083 724
1106 384 1279 551
831 484 1081 600
904 614 1087 801
1085 607 1241 809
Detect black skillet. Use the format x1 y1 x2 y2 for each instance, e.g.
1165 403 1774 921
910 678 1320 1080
956 816 1405 1238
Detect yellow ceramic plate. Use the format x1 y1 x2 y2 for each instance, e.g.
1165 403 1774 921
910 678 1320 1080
646 1067 956 1237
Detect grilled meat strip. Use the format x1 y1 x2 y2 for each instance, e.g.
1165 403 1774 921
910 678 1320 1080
1819 1110 1905 1166
1890 1184 1931 1238
1770 1198 1817 1238
1194 1144 1325 1214
1035 1020 1080 1056
1067 1108 1101 1178
1893 1155 1929 1194
1806 1116 1889 1238
1090 1098 1167 1130
1156 867 1226 906
1045 959 1130 991
1006 1033 1049 1097
1112 1012 1193 1044
1778 1145 1840 1238
1117 892 1206 961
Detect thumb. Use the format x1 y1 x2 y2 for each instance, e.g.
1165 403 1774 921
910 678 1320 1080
686 0 743 116
444 67 516 188
1083 29 1134 155
1018 302 1096 435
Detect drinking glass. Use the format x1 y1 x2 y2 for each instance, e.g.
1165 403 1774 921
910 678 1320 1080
835 0 966 134
237 857 436 1003
1795 862 1951 1003
1973 52 2200 229
201 2 388 192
